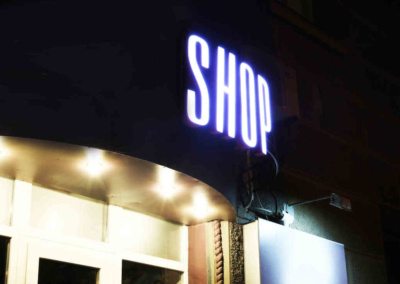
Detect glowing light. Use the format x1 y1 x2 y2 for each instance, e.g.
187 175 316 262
80 150 109 177
191 192 211 219
156 166 180 199
0 138 10 159
282 211 294 226
185 33 273 155
240 63 257 148
187 34 210 126
216 46 236 138
257 75 272 154
0 148 8 159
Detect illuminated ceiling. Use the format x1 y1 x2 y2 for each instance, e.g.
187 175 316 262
0 136 235 225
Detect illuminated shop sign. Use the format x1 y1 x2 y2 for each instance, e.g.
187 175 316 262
186 34 272 154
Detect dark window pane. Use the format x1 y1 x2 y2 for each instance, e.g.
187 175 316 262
0 236 10 284
38 258 98 284
122 260 182 284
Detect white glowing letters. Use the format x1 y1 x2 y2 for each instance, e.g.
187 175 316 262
186 34 272 154
187 35 210 126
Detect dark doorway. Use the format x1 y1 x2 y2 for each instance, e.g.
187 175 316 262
38 258 98 284
122 260 182 284
0 236 10 284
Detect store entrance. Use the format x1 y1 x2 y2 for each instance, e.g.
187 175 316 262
0 236 9 284
122 260 182 284
38 258 99 284
25 240 115 283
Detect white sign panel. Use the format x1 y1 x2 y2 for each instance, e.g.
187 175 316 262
244 219 348 284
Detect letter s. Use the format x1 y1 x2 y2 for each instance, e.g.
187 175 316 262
187 35 210 126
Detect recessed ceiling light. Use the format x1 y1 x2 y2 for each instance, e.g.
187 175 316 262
0 138 10 159
191 192 213 219
156 166 180 199
158 186 179 199
80 150 109 177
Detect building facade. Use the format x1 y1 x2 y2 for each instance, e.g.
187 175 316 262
0 0 399 283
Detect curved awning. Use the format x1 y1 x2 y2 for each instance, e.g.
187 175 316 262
0 136 235 225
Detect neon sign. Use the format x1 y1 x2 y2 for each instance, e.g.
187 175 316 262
186 34 272 155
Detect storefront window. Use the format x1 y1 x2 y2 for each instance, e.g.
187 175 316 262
122 260 182 284
38 258 98 284
0 236 9 284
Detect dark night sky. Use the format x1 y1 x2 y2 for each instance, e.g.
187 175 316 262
0 0 277 206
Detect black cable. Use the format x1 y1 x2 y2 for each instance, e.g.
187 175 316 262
266 150 280 214
244 190 254 212
241 149 280 216
255 190 265 209
268 150 279 177
243 149 255 211
270 189 279 214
